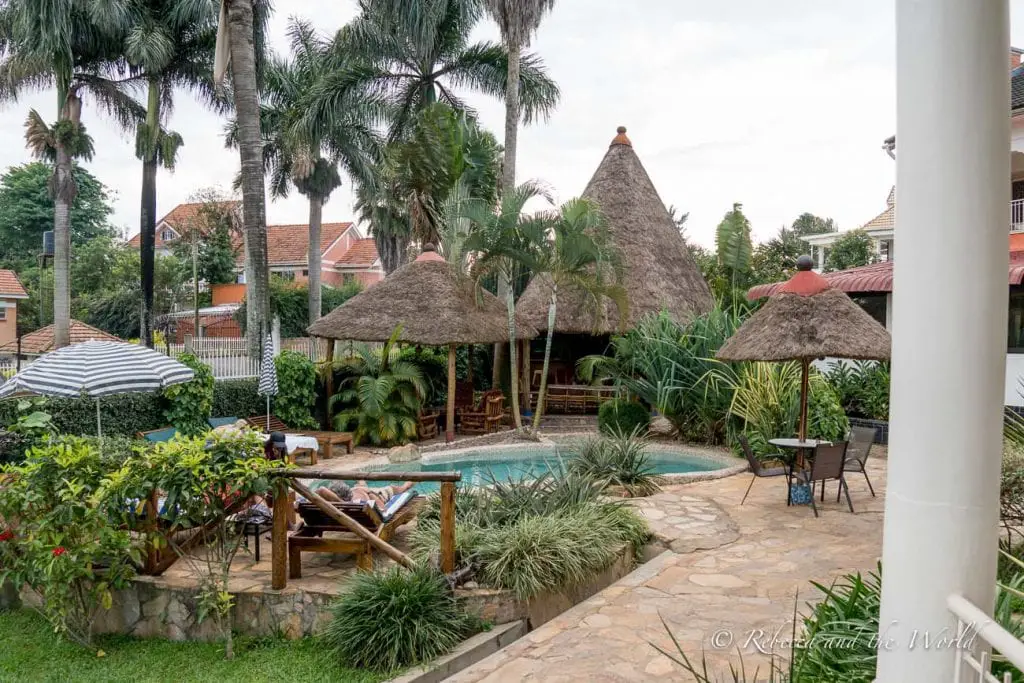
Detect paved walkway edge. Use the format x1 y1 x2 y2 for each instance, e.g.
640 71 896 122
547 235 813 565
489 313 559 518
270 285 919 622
389 620 528 683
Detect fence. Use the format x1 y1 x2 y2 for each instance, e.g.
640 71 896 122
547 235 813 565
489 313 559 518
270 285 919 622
0 357 16 379
162 336 324 380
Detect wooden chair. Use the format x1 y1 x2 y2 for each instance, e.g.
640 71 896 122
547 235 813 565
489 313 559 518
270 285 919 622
460 390 505 434
453 380 475 413
288 495 422 576
417 409 440 440
545 385 568 414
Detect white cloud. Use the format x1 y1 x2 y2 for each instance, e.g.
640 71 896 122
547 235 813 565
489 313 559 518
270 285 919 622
0 0 1021 250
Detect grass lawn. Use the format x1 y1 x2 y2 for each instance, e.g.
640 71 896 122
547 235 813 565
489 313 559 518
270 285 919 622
0 609 388 683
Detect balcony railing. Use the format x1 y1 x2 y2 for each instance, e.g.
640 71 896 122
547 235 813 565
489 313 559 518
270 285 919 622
948 594 1024 682
1012 199 1024 233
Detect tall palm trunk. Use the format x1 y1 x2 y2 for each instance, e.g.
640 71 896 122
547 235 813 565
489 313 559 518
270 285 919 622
227 0 270 352
52 144 72 349
493 39 523 388
307 194 323 325
533 286 556 429
51 86 83 350
504 271 522 428
139 78 161 348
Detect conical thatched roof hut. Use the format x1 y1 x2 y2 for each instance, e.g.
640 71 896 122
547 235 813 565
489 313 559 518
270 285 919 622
516 127 714 334
308 246 538 345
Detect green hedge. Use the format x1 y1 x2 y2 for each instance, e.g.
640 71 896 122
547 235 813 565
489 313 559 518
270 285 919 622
597 399 651 436
0 378 280 438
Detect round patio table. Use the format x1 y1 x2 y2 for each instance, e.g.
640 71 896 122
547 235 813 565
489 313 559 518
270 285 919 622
769 438 824 471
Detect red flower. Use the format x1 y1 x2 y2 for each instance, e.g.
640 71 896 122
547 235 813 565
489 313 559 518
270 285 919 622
0 530 13 542
52 547 66 557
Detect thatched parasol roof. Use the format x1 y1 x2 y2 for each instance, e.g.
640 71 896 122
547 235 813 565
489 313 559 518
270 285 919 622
717 258 891 362
516 127 713 334
307 246 538 345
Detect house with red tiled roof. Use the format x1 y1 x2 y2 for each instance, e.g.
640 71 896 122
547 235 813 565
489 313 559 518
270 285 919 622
0 319 122 358
0 270 28 349
126 201 242 256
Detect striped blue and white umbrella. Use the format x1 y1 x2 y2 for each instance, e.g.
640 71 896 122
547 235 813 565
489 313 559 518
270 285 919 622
0 340 194 436
256 334 277 431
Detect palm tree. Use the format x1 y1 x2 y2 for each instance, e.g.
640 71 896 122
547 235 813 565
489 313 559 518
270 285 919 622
125 0 221 348
482 0 556 196
0 0 141 348
463 181 552 429
518 198 626 428
215 0 272 354
310 0 560 143
234 19 378 327
356 103 501 273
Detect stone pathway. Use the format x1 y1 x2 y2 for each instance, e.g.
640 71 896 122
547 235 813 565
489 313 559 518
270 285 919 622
447 455 887 682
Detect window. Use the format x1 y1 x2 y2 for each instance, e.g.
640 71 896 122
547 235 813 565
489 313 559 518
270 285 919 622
302 269 309 277
159 228 177 243
342 273 355 285
0 307 6 321
851 294 886 328
879 240 891 262
1010 288 1024 353
279 270 296 281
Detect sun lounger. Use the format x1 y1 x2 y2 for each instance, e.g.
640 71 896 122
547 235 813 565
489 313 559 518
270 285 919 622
288 490 421 575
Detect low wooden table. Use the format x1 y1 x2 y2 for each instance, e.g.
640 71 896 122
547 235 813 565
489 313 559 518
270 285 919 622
302 431 355 459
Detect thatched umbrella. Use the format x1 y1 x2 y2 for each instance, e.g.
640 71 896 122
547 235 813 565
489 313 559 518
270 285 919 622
516 127 713 334
308 245 538 441
716 256 891 440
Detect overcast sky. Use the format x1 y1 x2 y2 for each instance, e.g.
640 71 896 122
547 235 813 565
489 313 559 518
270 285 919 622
1 0 1023 249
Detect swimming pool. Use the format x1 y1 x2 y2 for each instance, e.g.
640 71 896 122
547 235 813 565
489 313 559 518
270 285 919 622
357 443 729 494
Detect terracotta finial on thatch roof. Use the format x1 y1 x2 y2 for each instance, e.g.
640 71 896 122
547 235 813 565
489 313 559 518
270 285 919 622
611 126 632 146
716 255 891 362
416 243 444 262
515 129 713 334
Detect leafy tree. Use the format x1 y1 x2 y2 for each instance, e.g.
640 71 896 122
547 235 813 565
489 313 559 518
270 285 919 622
237 18 377 328
463 181 553 428
751 225 807 285
516 197 626 427
713 202 753 304
122 0 221 348
316 0 559 142
358 104 501 272
667 204 689 240
0 0 144 348
235 277 363 337
825 229 876 273
0 163 115 269
791 212 837 237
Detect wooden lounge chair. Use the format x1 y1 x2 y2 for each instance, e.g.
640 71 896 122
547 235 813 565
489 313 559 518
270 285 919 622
460 390 504 434
417 409 440 440
288 493 422 575
788 441 853 517
737 435 789 505
138 426 179 443
844 426 877 497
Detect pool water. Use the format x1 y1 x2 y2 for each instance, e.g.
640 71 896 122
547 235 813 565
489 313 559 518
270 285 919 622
361 445 724 494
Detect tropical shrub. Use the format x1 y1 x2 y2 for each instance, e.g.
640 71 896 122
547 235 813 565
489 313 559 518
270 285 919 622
715 362 848 457
273 351 318 429
823 361 890 421
597 399 650 436
0 398 54 464
566 429 664 496
161 353 213 436
791 567 881 683
580 307 746 444
411 470 649 599
329 329 427 446
211 378 264 420
0 438 138 648
104 431 283 659
0 392 166 439
235 278 363 337
323 566 476 672
1001 435 1024 542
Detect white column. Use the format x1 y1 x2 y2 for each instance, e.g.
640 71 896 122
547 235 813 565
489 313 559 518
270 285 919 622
877 1 1009 681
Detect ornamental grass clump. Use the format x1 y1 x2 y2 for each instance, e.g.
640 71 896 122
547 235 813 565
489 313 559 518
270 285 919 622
566 429 665 497
323 566 476 673
410 470 650 600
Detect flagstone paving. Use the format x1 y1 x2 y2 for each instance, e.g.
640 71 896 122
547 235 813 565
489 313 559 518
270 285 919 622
447 453 888 682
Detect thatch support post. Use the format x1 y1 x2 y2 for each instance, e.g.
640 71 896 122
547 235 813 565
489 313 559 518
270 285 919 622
324 338 335 427
271 480 289 590
520 338 531 416
798 358 810 441
446 344 456 442
439 481 456 573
